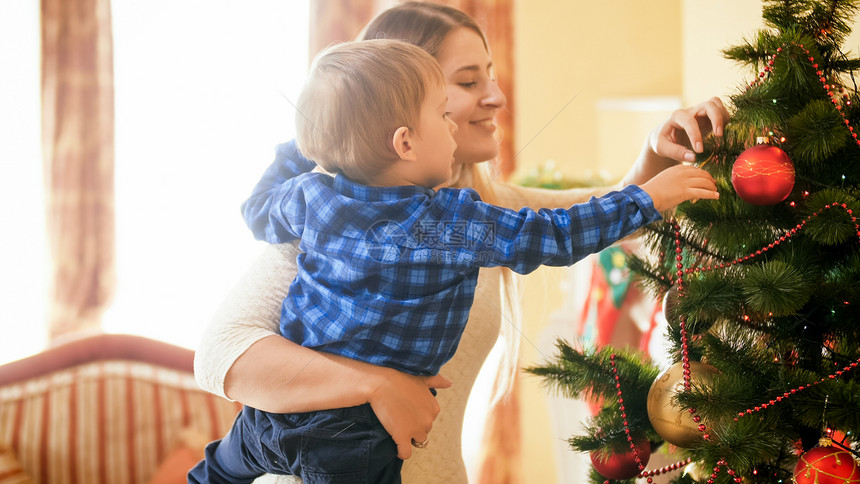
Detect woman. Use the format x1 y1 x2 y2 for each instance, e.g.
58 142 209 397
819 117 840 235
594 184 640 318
194 3 729 482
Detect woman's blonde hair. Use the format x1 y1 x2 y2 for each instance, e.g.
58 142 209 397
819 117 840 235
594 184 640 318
361 3 521 402
452 164 522 403
360 1 488 57
295 39 445 184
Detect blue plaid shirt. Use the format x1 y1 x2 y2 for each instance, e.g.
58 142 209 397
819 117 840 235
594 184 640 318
243 141 661 375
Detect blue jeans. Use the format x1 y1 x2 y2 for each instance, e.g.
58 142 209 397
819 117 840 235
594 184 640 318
188 404 402 484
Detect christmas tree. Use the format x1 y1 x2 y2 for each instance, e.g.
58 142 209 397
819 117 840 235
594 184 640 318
527 1 860 483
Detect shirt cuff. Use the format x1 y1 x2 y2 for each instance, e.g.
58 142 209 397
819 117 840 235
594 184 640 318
621 185 662 223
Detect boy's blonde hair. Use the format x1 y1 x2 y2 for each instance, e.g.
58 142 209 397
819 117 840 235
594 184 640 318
296 39 445 184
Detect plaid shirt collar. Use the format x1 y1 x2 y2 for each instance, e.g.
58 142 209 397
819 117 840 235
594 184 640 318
333 174 435 202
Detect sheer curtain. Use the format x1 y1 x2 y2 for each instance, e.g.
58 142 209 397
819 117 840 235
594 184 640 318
41 0 116 342
1 1 309 364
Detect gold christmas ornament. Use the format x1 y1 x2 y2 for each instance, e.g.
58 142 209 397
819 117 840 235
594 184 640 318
647 361 719 448
682 462 705 480
661 285 682 326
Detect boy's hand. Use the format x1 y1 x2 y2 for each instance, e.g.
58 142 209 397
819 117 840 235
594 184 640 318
640 164 719 211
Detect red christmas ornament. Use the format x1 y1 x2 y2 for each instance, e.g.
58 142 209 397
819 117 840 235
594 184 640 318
731 143 795 205
794 439 860 484
590 437 651 480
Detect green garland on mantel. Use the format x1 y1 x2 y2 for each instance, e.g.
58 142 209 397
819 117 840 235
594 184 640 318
516 161 619 190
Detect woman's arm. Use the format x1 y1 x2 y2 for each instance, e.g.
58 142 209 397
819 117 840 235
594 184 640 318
193 243 448 459
227 334 449 460
493 182 612 211
194 243 297 400
493 98 729 212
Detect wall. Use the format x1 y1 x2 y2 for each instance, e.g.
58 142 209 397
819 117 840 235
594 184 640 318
682 1 860 104
513 2 684 482
680 0 764 106
513 0 683 183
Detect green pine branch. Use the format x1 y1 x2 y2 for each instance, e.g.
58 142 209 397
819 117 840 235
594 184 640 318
524 343 663 453
525 342 658 405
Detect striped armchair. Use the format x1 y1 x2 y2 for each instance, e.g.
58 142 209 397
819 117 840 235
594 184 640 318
0 334 242 484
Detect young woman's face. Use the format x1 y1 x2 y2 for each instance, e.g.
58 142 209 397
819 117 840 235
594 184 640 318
435 27 507 166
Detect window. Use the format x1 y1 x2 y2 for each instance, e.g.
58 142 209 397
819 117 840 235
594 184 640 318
0 1 44 364
105 0 309 349
0 1 309 365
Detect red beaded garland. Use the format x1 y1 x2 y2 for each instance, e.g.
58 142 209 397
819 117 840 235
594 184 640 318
605 354 695 483
746 43 860 146
664 222 713 446
682 203 860 279
637 458 692 478
662 202 860 481
735 358 860 421
606 355 650 477
706 460 743 484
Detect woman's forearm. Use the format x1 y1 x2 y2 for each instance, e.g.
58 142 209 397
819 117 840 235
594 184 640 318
195 243 376 412
196 243 446 459
224 334 380 413
227 337 449 461
622 133 677 187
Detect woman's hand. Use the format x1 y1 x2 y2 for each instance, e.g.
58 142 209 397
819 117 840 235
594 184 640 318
650 96 729 162
623 97 730 187
367 369 452 460
223 335 450 460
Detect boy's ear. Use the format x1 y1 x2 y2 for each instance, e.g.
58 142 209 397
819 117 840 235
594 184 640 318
391 126 417 161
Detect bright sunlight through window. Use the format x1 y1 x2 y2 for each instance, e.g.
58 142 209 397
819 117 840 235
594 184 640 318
104 1 309 349
0 1 309 365
0 2 44 365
